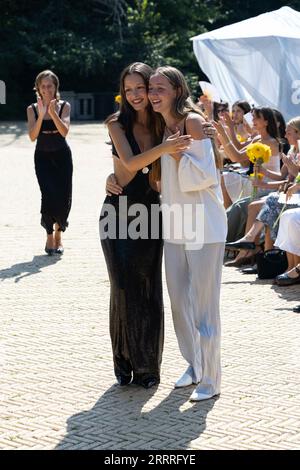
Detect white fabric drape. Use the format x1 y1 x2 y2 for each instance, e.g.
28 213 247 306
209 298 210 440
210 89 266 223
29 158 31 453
191 7 300 120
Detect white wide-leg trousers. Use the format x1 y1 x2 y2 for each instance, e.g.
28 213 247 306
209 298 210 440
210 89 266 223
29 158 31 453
164 241 225 395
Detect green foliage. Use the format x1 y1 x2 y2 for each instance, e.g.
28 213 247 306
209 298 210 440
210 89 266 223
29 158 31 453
1 0 300 118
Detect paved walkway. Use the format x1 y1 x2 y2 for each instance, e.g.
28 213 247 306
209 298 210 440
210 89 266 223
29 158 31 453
0 122 300 450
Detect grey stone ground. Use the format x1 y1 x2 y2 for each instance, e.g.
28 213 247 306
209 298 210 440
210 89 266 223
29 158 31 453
0 122 300 450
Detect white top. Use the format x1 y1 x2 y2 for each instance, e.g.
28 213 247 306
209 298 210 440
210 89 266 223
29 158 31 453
263 154 280 174
160 138 227 247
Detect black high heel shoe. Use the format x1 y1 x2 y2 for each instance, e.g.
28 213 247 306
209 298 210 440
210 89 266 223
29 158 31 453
141 376 159 389
45 245 55 256
225 240 256 251
116 374 132 386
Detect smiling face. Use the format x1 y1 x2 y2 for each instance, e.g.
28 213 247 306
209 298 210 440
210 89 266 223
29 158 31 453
252 111 268 132
148 74 177 115
232 105 244 125
38 77 56 101
285 124 299 146
123 72 148 112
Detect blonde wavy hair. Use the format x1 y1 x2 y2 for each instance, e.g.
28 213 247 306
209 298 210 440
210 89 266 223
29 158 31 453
152 66 222 169
34 70 60 101
287 116 300 153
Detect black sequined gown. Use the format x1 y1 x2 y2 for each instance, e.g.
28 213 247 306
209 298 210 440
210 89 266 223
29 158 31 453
100 129 164 384
32 102 73 234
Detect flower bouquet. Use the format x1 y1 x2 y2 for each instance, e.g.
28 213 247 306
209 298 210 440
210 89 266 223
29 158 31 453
246 142 271 200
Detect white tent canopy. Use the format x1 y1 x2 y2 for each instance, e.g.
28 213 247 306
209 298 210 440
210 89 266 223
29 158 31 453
191 6 300 120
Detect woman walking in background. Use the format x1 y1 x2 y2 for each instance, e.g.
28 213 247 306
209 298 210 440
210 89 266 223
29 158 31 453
27 70 72 255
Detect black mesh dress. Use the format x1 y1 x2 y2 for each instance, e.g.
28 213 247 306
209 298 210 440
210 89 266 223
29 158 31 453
32 102 73 234
100 129 164 385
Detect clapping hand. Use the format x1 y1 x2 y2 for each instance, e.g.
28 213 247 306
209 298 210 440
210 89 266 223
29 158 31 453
282 154 300 178
212 120 227 140
286 182 300 201
48 99 57 118
223 111 234 130
37 97 47 118
199 95 213 118
202 121 216 139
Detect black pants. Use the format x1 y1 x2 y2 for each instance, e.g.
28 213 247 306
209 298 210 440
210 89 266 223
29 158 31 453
35 146 73 234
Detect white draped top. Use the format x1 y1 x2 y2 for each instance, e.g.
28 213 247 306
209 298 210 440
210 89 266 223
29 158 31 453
160 138 227 247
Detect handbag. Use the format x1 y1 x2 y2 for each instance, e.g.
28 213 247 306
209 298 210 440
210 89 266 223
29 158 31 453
255 249 288 279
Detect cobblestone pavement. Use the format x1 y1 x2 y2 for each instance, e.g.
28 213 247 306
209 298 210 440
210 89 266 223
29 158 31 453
0 122 300 450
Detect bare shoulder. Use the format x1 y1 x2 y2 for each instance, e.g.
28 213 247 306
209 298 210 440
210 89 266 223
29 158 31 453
185 112 206 139
264 137 279 153
107 119 122 133
27 104 36 120
270 141 280 155
60 100 70 112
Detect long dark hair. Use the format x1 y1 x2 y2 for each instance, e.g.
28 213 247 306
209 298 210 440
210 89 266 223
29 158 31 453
272 108 289 154
252 107 279 140
232 100 251 115
106 62 164 181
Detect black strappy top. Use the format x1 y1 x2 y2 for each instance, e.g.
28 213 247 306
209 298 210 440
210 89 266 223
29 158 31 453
32 101 68 152
110 127 155 199
111 127 152 173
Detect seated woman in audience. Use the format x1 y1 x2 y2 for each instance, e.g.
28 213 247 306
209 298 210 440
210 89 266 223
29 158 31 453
275 181 300 286
214 107 281 266
225 117 300 263
220 101 253 207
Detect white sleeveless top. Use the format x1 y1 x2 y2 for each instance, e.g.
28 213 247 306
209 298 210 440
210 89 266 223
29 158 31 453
263 154 280 172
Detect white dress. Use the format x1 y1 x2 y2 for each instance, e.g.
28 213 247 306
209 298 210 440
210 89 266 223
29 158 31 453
275 207 300 256
223 153 281 203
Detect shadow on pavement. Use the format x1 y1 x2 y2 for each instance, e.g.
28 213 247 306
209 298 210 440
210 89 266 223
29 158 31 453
271 283 300 304
0 122 28 146
0 254 61 283
55 384 217 450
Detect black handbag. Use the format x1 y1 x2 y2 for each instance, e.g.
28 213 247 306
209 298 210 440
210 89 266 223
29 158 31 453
255 249 288 279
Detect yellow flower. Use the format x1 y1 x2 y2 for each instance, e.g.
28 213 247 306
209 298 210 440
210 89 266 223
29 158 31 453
115 94 121 104
249 172 264 180
246 142 271 165
236 134 247 143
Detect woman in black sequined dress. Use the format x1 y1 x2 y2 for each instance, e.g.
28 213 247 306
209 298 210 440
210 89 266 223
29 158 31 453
100 63 192 388
27 70 73 255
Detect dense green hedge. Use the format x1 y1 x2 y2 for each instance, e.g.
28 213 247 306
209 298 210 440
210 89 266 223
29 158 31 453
1 0 299 119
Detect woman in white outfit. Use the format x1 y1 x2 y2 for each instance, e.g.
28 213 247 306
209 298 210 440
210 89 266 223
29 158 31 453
275 179 300 287
148 66 227 401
